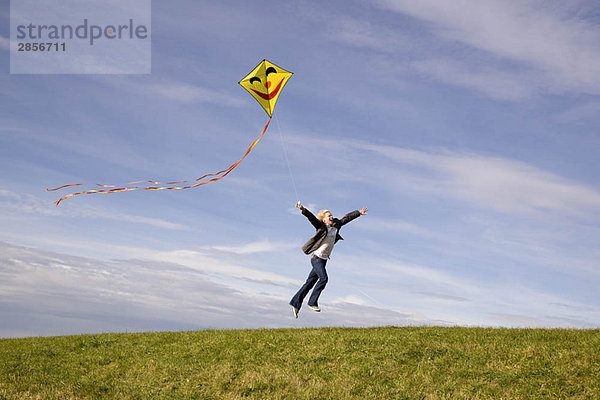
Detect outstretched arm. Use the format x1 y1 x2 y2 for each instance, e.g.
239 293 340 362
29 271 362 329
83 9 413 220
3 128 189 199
339 206 368 226
296 202 322 229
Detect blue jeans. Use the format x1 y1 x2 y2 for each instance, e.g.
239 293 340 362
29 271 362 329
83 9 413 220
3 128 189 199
290 255 328 310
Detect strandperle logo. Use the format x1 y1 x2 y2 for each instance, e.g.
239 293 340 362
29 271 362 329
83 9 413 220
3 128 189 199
11 0 151 74
15 19 148 46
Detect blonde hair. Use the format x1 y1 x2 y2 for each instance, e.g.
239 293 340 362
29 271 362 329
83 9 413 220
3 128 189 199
317 210 331 221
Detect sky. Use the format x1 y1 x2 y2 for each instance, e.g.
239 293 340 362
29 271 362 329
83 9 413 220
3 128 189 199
1 0 599 338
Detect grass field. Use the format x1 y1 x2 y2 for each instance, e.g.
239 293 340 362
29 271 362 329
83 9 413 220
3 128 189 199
1 327 599 399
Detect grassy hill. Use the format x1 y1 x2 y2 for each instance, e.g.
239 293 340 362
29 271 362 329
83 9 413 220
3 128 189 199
1 327 599 399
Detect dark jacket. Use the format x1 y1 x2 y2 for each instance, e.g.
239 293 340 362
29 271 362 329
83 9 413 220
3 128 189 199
301 208 361 255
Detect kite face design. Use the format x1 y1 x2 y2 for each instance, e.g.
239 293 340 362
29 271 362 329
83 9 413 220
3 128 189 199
239 59 293 117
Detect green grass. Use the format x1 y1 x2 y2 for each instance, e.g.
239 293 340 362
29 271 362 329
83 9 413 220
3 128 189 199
1 327 599 399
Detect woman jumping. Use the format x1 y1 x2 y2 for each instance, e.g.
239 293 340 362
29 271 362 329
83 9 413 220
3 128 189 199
290 202 368 318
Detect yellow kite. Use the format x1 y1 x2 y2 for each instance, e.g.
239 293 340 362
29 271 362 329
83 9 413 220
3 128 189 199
239 59 293 117
48 59 293 205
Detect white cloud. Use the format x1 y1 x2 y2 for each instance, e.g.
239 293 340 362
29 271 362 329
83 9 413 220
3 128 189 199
375 0 600 95
0 36 9 51
286 134 600 216
555 101 600 123
0 189 190 230
331 295 366 306
95 76 247 107
488 313 549 328
325 15 412 53
342 253 600 328
143 248 300 287
201 240 296 255
111 214 189 230
378 258 477 293
432 153 600 215
357 216 437 237
0 242 422 337
145 82 246 106
314 1 600 99
412 58 535 100
322 13 533 100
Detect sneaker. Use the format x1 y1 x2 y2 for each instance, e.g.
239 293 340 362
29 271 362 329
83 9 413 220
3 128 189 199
308 305 321 312
291 305 299 319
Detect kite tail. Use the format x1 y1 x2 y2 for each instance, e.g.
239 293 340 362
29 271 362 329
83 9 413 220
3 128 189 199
46 183 87 191
51 117 272 205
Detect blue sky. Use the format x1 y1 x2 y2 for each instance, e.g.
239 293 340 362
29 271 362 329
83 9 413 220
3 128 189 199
1 0 600 337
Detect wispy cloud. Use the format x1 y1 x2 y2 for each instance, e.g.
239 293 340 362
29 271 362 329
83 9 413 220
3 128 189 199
325 15 412 54
337 253 599 328
0 36 9 51
198 240 296 255
143 82 247 106
96 77 247 107
433 155 600 215
411 58 535 100
0 189 190 230
317 1 600 99
488 313 549 328
285 134 600 216
377 258 478 294
357 216 437 237
0 242 423 337
141 248 300 287
555 101 600 123
374 0 600 96
331 295 366 306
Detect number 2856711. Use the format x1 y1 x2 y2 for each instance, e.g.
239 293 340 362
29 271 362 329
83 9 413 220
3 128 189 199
17 42 66 51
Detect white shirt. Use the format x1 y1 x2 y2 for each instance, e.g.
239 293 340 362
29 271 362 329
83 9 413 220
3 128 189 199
313 225 338 259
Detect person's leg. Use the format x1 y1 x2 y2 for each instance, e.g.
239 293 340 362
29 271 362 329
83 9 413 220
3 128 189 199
307 256 328 307
290 262 319 310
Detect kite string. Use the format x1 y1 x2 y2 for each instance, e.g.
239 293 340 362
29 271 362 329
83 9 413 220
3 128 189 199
274 113 299 203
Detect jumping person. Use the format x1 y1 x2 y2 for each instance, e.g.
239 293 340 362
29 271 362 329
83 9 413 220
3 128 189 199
290 202 368 318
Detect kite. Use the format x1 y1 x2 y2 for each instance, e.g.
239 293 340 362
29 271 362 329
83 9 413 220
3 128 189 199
239 59 293 117
48 59 293 205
